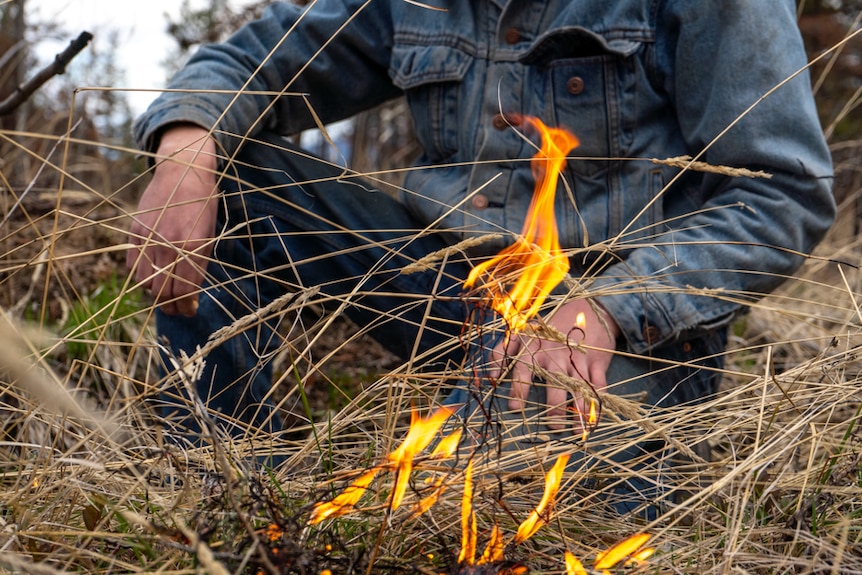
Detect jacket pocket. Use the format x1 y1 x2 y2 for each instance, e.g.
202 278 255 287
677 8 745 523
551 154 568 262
524 27 641 180
390 44 471 162
523 28 646 247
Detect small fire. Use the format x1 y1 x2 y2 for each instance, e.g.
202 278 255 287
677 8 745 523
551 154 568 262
514 454 570 543
564 533 654 575
564 551 587 575
388 407 456 510
464 117 579 333
308 467 381 524
581 400 598 442
458 460 477 565
594 533 654 571
411 475 447 518
408 428 463 517
479 524 505 565
309 407 454 524
430 428 463 459
307 113 659 574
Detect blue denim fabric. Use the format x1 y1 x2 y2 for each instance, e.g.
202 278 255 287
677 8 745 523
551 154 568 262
135 0 835 354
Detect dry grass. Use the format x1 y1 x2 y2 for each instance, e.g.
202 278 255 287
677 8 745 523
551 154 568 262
1 14 862 575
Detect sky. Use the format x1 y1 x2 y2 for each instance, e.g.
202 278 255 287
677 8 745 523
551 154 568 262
31 0 257 116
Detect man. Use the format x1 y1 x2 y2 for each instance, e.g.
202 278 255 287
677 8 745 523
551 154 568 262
128 0 834 513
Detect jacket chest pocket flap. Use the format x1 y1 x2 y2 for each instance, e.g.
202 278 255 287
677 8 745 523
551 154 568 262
390 44 471 161
522 27 641 179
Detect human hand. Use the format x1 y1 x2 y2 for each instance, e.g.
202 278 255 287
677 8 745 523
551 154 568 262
126 124 219 317
488 299 621 432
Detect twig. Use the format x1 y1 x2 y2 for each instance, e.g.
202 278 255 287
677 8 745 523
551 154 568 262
0 31 93 116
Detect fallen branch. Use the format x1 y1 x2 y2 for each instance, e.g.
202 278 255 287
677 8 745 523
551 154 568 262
0 31 93 116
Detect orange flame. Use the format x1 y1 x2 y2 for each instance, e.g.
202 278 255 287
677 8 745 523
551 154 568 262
308 466 381 524
625 547 656 567
581 400 598 442
514 454 570 544
594 533 653 571
478 524 505 565
388 407 454 510
309 407 453 523
564 551 588 575
458 460 477 565
464 117 579 333
410 476 446 518
430 429 462 459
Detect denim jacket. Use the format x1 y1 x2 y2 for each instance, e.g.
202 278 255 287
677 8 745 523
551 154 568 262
134 0 835 353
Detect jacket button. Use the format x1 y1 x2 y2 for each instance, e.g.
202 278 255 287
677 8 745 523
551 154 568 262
642 325 661 345
566 76 585 95
492 113 521 130
472 194 490 210
504 28 522 45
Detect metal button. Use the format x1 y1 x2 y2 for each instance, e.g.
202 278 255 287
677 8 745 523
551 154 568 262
492 113 521 130
504 28 522 45
472 194 490 210
642 325 661 345
566 76 585 95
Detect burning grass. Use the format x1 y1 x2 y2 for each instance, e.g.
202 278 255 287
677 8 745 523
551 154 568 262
2 28 862 575
2 224 862 574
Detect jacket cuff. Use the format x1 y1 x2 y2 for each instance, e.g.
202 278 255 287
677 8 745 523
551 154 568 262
588 266 736 354
132 100 231 160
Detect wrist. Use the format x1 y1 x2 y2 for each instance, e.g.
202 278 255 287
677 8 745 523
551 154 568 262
593 301 622 342
154 123 217 170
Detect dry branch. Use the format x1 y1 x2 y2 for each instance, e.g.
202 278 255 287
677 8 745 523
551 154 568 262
0 31 93 116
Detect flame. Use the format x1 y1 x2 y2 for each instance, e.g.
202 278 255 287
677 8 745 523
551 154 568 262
625 547 656 567
430 429 462 459
479 524 505 565
410 475 446 518
464 117 579 332
458 460 477 565
564 551 588 575
310 407 453 523
514 454 570 544
581 400 598 442
594 533 653 571
308 466 381 524
388 407 454 510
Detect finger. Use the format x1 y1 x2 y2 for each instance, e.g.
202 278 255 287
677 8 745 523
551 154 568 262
126 222 150 277
486 340 506 380
152 269 179 316
487 331 520 380
588 362 609 395
175 293 200 317
128 247 153 290
172 257 204 317
508 357 532 411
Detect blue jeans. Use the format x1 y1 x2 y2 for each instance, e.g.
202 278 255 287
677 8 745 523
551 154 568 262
156 134 725 514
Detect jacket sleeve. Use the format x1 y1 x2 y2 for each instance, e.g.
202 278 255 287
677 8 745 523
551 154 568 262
132 0 400 157
592 0 836 353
